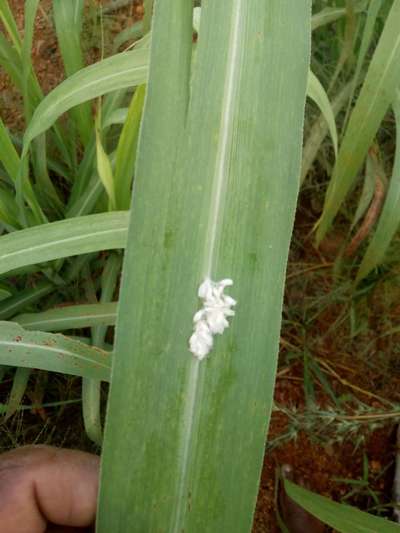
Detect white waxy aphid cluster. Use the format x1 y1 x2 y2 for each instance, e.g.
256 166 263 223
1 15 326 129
189 278 236 361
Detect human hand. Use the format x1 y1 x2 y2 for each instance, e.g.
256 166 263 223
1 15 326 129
0 445 99 533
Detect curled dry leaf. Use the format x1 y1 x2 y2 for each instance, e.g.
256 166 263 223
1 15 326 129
345 147 386 257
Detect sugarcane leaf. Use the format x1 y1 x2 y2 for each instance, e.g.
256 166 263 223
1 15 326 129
23 49 149 153
15 302 118 331
98 1 311 532
0 321 111 381
0 211 128 276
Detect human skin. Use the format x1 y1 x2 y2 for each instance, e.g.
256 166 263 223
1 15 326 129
0 445 99 533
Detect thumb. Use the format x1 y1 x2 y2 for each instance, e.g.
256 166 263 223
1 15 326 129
0 445 99 533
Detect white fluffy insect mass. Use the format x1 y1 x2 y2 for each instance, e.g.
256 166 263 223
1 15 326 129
189 278 236 360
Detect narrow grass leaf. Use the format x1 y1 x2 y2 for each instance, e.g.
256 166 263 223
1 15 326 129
29 134 64 215
0 212 128 276
0 1 21 53
0 0 43 115
0 185 19 227
143 0 154 33
66 89 128 210
0 288 12 302
285 480 400 533
350 152 376 231
95 115 116 210
327 2 358 95
0 118 20 180
316 0 400 243
113 21 143 51
311 3 367 31
102 108 128 128
0 321 111 381
21 0 40 120
307 70 338 156
0 281 54 320
53 0 92 146
302 82 352 182
83 253 121 445
66 175 105 218
4 367 31 420
114 85 145 210
343 0 382 129
0 33 23 90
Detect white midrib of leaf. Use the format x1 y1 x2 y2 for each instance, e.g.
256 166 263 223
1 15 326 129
172 2 243 531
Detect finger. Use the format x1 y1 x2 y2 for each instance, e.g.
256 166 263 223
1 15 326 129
0 445 99 533
46 527 93 532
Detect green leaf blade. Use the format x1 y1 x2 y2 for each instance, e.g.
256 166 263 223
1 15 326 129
53 0 93 146
98 1 311 532
15 302 118 332
307 70 338 156
0 321 111 381
285 480 400 533
23 49 149 153
0 212 128 276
